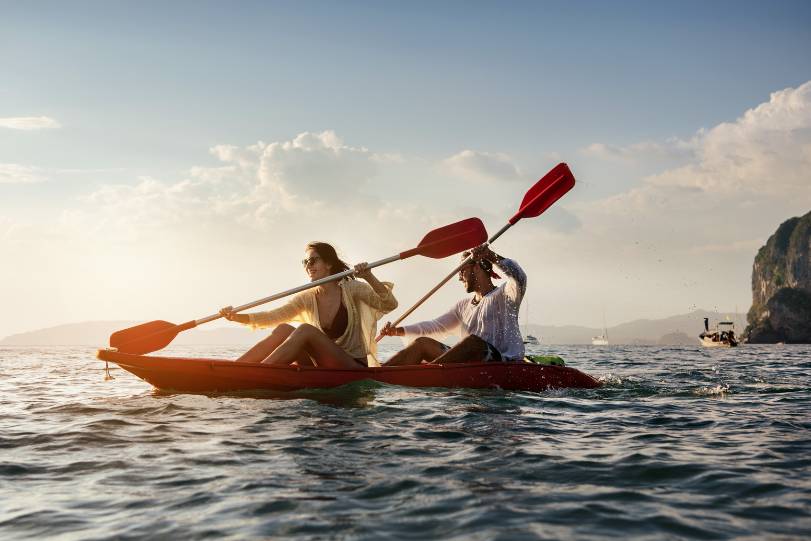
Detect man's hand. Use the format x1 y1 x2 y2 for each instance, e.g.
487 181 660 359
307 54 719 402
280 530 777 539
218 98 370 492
379 321 403 337
471 244 498 262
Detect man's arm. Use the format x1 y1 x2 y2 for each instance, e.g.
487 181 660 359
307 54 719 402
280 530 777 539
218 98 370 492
380 306 460 338
473 245 527 303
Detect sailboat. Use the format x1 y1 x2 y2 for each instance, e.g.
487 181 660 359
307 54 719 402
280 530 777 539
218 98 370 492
522 301 539 345
591 311 609 346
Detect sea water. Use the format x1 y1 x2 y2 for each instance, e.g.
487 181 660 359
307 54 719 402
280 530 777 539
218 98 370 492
1 344 810 539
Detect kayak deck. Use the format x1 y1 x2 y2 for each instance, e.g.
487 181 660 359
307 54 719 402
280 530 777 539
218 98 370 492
96 349 602 393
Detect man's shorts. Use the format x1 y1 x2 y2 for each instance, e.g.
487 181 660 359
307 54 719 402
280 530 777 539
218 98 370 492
438 337 505 362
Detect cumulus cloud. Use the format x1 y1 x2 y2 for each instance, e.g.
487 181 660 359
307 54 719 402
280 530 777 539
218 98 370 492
562 80 811 319
69 131 545 244
70 130 396 239
257 130 379 204
584 81 811 218
442 150 522 182
0 164 44 183
593 82 811 200
0 116 61 130
647 82 811 197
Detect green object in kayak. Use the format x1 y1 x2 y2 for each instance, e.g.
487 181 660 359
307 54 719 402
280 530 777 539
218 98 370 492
525 355 566 366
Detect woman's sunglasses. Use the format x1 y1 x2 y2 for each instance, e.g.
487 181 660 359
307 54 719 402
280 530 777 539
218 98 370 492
301 256 322 267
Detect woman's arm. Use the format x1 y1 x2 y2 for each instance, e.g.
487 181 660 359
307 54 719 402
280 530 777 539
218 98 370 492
352 263 398 312
220 296 304 329
219 308 251 325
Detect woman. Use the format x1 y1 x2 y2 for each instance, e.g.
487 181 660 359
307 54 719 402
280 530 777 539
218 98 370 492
220 242 397 368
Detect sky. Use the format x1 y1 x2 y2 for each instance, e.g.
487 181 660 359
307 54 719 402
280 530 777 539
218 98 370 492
1 1 810 339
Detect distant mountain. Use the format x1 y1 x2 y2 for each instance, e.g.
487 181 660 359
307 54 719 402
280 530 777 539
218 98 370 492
1 321 139 347
0 321 263 347
657 332 695 346
0 320 406 347
2 310 746 347
522 310 747 345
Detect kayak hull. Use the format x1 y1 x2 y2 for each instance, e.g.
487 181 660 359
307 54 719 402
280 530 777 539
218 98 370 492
96 349 602 393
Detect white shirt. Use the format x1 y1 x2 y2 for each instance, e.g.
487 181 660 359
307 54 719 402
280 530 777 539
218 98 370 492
401 258 527 360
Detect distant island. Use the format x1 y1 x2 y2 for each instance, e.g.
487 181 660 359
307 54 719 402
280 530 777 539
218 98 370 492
0 310 746 347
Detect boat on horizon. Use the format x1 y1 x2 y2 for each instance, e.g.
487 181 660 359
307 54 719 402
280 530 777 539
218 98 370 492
522 301 539 345
699 318 738 347
592 310 610 346
591 333 609 346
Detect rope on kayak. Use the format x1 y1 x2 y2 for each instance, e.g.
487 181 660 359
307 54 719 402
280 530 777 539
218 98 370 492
104 360 115 381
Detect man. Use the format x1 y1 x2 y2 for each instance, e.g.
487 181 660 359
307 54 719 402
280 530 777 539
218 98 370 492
380 244 526 365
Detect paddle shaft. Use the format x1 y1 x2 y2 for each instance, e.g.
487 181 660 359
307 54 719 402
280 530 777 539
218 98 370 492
380 222 514 335
109 216 488 355
194 254 401 326
378 163 575 340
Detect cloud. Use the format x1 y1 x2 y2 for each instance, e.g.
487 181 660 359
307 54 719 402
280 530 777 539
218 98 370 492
580 139 696 164
646 82 811 197
257 130 380 204
442 150 522 182
536 206 582 234
66 131 544 245
0 163 44 183
68 130 404 240
584 80 811 218
558 80 811 320
587 81 811 200
0 116 61 130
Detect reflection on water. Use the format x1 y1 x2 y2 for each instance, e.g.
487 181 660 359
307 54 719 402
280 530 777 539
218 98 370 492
1 344 810 539
154 379 382 408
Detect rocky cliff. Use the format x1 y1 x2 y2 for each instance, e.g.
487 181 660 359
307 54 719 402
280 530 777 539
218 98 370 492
746 210 811 343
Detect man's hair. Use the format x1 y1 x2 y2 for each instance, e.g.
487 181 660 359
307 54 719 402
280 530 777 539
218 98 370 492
461 251 494 273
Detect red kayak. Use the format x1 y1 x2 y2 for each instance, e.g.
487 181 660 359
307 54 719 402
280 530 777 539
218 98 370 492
97 349 601 393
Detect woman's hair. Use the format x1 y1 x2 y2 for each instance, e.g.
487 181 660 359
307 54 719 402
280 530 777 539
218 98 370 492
306 242 354 279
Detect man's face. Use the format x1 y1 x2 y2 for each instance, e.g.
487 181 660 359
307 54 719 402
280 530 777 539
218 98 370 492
458 261 477 293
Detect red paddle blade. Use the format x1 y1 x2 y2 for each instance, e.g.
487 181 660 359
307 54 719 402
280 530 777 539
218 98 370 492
110 320 190 355
509 163 576 224
400 217 487 259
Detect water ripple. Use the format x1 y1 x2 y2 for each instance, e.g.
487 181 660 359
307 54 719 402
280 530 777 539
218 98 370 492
1 344 810 539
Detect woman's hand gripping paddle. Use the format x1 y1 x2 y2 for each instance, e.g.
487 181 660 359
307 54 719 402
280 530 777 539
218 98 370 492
376 163 575 341
108 218 487 355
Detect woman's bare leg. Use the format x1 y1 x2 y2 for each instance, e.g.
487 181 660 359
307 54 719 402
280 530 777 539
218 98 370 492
236 324 295 363
383 337 446 366
262 324 362 368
